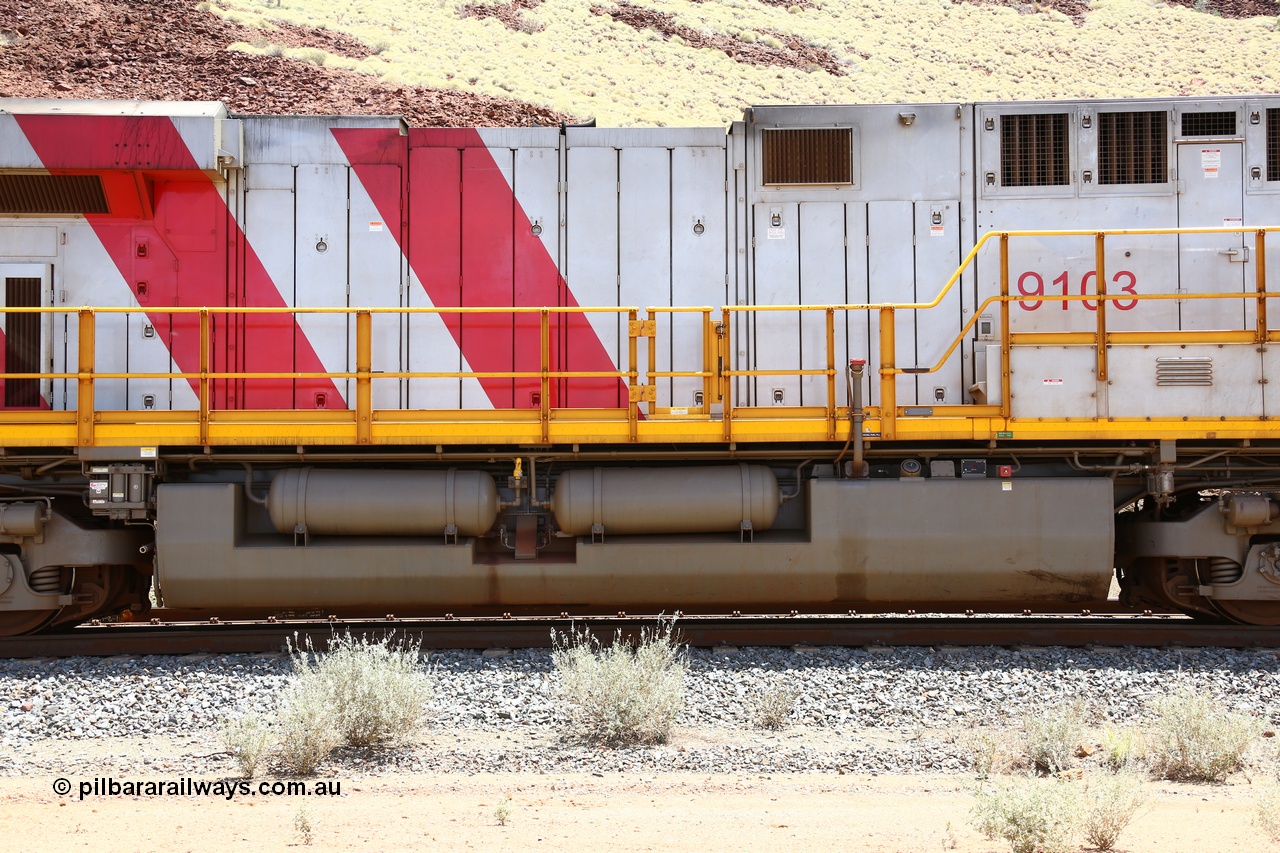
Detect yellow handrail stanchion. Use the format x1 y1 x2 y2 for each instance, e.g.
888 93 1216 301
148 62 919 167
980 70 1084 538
199 309 211 447
77 310 95 448
878 306 896 440
999 235 1012 421
356 310 372 445
1095 232 1108 382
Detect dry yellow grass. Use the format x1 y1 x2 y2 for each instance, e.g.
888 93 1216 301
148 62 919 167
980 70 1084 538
211 0 1280 126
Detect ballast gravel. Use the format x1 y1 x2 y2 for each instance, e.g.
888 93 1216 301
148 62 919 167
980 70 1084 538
2 644 1279 778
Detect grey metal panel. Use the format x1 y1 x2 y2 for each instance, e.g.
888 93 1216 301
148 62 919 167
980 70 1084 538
0 113 43 169
814 477 1113 601
294 164 349 407
1007 346 1099 419
1109 344 1262 419
0 226 57 258
618 148 671 402
476 127 561 151
867 200 916 406
565 127 725 149
348 165 403 409
0 263 53 409
244 184 297 406
751 201 799 406
512 144 560 409
729 122 750 407
1177 143 1247 332
798 202 845 407
58 227 127 410
913 201 963 404
406 146 463 410
240 115 401 165
245 163 295 191
125 311 171 411
845 204 870 404
564 145 620 407
671 145 727 409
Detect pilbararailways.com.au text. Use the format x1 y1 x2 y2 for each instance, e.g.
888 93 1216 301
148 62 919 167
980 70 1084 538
55 777 343 801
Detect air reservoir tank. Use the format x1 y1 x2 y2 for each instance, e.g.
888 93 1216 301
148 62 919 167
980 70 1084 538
267 468 499 537
552 464 780 536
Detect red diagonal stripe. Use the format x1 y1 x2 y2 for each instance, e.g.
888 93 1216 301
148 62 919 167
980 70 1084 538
16 114 341 410
333 127 626 409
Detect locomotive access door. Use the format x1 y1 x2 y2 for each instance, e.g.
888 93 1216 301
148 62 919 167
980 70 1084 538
0 263 49 409
1176 142 1247 331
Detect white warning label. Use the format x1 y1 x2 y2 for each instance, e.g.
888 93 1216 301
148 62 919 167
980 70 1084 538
1201 148 1221 179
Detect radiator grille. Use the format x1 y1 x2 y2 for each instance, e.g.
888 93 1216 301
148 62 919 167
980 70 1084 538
1269 109 1280 181
761 128 853 185
1000 113 1069 187
0 174 108 215
1180 111 1237 137
1098 111 1167 185
1155 356 1212 386
4 277 41 408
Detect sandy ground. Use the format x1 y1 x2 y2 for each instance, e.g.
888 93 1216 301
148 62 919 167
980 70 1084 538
0 731 1273 853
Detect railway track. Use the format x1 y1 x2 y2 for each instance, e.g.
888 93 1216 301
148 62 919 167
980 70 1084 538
1 612 1277 658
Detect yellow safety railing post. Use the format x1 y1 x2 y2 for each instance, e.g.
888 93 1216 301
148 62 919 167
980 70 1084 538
721 307 733 442
1095 232 1108 382
701 308 713 413
1257 229 1268 343
199 309 211 447
540 309 551 444
647 308 658 418
628 308 640 442
825 307 837 440
878 306 896 440
76 310 95 447
356 310 372 445
999 234 1012 420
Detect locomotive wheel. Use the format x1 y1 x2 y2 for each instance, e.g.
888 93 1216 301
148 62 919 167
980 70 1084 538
0 609 58 637
1209 600 1280 627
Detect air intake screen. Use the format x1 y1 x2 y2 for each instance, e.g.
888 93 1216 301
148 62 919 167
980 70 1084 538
1269 109 1280 181
761 128 853 185
1098 111 1167 185
1000 114 1069 187
0 174 109 215
1180 111 1236 137
4 277 41 408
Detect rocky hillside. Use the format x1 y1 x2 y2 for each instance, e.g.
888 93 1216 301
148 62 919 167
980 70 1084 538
0 0 1278 126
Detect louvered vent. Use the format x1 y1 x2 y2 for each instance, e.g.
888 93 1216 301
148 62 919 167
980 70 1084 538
1000 114 1069 187
0 174 109 215
1098 111 1167 185
4 276 40 408
761 128 853 185
1155 356 1212 386
1268 109 1280 181
1180 111 1236 137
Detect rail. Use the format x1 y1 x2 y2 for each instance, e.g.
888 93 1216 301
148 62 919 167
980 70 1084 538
0 225 1276 448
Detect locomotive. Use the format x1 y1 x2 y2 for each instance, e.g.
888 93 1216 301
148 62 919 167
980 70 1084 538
1 94 1279 635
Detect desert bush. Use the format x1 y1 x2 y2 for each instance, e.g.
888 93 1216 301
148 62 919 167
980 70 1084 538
276 674 341 775
494 796 513 826
970 776 1081 853
1101 725 1139 771
1081 770 1147 851
752 678 800 730
958 728 1024 778
222 713 273 778
1021 701 1084 775
551 619 686 747
290 631 433 748
1254 780 1280 842
1144 688 1261 782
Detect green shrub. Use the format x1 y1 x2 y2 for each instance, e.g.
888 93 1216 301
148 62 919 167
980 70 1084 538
551 620 686 747
290 631 433 748
970 776 1081 853
752 678 800 730
1081 770 1147 851
222 713 273 778
1021 701 1084 775
276 673 341 775
1144 688 1261 782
